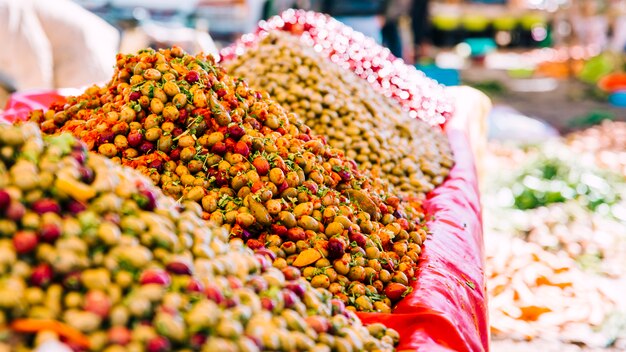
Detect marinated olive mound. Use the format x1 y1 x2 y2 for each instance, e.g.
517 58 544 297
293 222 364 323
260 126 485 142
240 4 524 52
32 47 427 312
0 123 399 351
226 32 454 195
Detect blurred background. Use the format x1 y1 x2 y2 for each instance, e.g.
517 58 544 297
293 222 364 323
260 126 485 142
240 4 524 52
2 0 626 351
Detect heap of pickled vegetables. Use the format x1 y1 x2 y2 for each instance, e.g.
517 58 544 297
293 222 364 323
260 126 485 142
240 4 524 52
226 32 453 195
0 123 399 351
30 47 434 312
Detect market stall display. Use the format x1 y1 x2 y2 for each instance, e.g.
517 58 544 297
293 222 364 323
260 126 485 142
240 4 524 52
2 90 489 352
0 122 399 351
226 32 454 196
1 10 489 351
29 47 432 314
1 86 488 352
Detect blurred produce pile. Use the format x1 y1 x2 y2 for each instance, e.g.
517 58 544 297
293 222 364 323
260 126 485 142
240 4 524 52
484 123 626 349
0 123 398 351
226 32 453 196
28 45 449 314
566 120 626 177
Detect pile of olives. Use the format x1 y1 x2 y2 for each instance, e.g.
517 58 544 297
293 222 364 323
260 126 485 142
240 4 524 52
0 123 399 351
226 32 454 195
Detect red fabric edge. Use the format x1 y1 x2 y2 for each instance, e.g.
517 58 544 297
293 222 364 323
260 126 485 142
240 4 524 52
2 90 67 123
356 127 486 352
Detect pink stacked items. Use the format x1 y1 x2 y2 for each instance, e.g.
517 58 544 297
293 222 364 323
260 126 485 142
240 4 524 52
220 9 454 125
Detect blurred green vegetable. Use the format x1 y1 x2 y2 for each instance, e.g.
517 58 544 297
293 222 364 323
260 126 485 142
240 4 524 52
510 154 622 211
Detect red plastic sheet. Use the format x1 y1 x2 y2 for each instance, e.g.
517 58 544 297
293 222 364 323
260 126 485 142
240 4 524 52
1 90 67 123
358 127 487 352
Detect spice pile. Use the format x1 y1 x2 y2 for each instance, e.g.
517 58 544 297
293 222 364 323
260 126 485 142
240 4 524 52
0 123 399 351
30 47 437 312
226 32 453 196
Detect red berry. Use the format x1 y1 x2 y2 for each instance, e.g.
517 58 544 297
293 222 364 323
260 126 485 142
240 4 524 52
32 199 60 215
211 141 226 155
281 266 301 281
146 336 171 352
216 88 227 97
224 138 236 152
252 157 270 176
298 133 311 142
255 253 272 270
139 269 171 286
148 159 163 173
137 189 157 211
247 276 268 293
271 224 288 237
246 239 264 250
0 190 11 212
240 229 253 240
129 91 141 101
228 277 243 290
227 124 245 140
40 223 61 243
331 299 346 315
214 172 229 187
169 148 181 161
13 230 38 254
204 284 225 304
277 181 289 194
185 71 200 83
337 169 352 181
190 333 207 349
303 181 318 195
348 232 367 248
172 128 184 138
5 201 25 221
78 166 94 184
327 237 346 259
63 272 82 290
108 326 131 346
66 200 87 215
286 227 306 242
139 141 154 154
178 109 188 122
84 290 111 317
165 261 192 276
254 247 276 261
384 282 409 303
305 316 330 333
97 131 115 146
282 289 298 308
250 181 264 193
127 131 143 147
186 278 204 293
261 297 275 311
30 264 53 287
285 282 306 297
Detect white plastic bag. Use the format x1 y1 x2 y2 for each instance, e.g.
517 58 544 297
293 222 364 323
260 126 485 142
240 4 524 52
34 0 119 88
0 0 53 90
0 0 119 91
